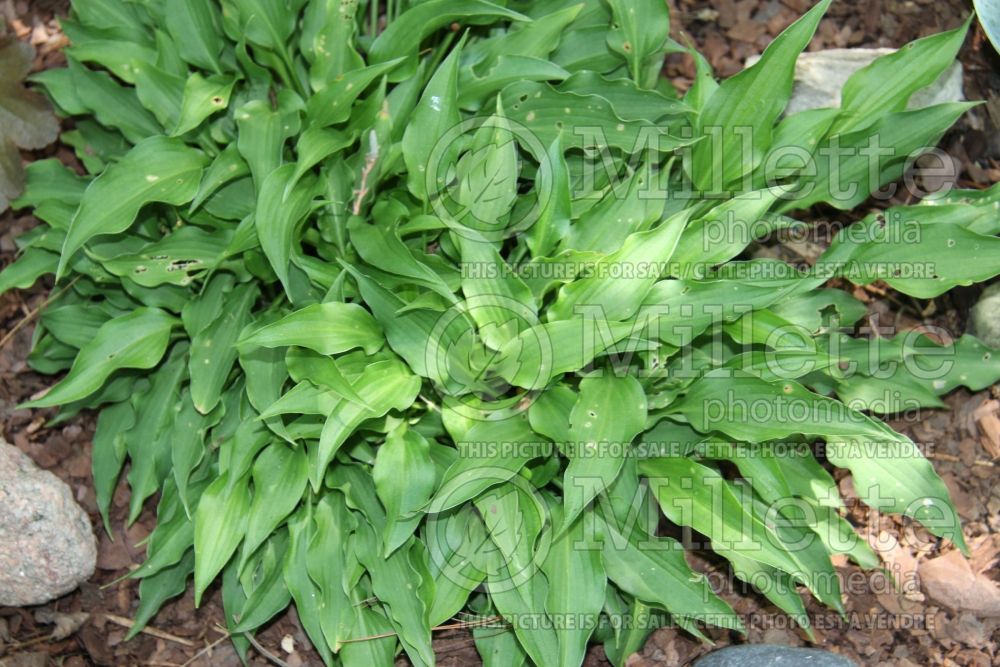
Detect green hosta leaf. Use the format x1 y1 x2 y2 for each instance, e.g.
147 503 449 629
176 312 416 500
495 318 644 390
57 136 207 278
605 0 670 89
125 345 189 523
284 506 334 665
642 455 843 610
501 81 686 156
977 0 1000 51
128 550 195 640
67 59 161 142
231 532 292 634
369 0 528 71
306 492 355 653
432 415 552 511
173 74 236 136
305 59 404 128
823 211 1000 298
239 301 383 355
235 100 293 189
525 137 571 258
691 0 830 190
549 209 692 322
373 423 437 556
164 0 224 72
459 56 570 110
170 393 214 516
225 0 296 53
356 526 435 667
92 399 136 533
0 248 59 295
669 370 968 553
402 40 462 202
542 506 606 667
597 512 743 632
458 234 536 348
242 442 309 567
188 282 258 414
783 102 977 211
22 308 176 408
194 469 252 605
309 359 421 487
100 225 231 287
831 17 971 134
560 375 646 531
255 165 318 294
301 0 364 88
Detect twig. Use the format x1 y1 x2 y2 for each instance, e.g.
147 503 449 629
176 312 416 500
246 633 291 667
926 451 995 467
179 629 229 667
103 613 196 647
338 615 506 644
351 130 380 216
0 276 80 351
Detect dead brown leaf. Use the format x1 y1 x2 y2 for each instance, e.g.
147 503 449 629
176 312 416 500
919 550 1000 617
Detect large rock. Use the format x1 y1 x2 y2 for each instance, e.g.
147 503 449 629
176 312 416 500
969 283 1000 350
747 48 964 116
0 440 96 606
694 645 857 667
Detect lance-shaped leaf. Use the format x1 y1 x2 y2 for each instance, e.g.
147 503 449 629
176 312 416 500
560 375 647 531
641 456 843 610
605 0 670 88
369 0 528 70
597 511 744 632
691 0 830 190
22 308 176 408
242 443 309 567
668 369 969 553
305 59 404 128
401 39 462 202
549 209 692 322
374 423 437 556
239 301 383 356
542 505 606 667
57 137 207 278
254 164 318 294
194 469 252 605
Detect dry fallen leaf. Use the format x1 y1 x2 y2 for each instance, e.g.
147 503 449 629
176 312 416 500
33 610 90 640
919 550 1000 617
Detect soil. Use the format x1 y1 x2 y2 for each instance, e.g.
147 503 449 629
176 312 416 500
1 1 998 666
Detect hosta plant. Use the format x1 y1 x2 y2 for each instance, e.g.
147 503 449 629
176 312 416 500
4 0 1000 665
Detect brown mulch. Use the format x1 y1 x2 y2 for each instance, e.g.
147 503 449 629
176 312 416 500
1 1 999 666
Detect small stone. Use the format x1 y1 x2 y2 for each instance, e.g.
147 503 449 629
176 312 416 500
969 283 1000 349
746 48 964 116
693 645 858 667
0 440 96 606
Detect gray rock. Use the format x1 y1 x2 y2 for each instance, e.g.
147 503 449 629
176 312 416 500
0 440 96 606
746 48 964 116
970 283 1000 350
694 645 857 667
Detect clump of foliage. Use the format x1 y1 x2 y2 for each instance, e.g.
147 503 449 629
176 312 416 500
4 0 1000 665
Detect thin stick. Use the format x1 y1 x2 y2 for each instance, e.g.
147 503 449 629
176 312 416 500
246 633 291 667
180 631 229 667
926 451 995 467
338 615 505 644
351 130 381 216
103 613 196 647
0 277 80 351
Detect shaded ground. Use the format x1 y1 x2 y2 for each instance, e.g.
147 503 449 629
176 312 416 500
1 0 998 665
